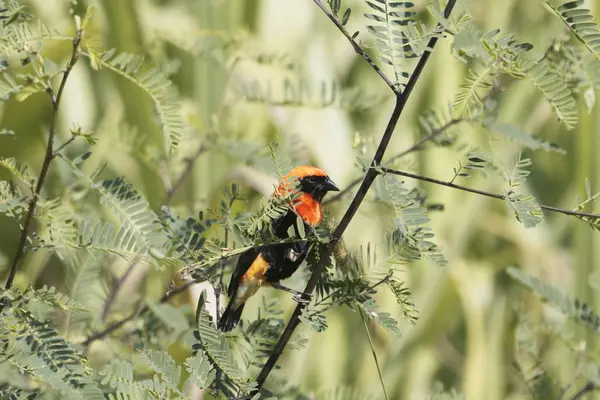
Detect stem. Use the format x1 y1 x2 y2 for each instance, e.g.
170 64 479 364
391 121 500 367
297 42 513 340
253 0 458 391
81 280 195 346
359 308 390 400
90 140 210 339
4 32 82 291
101 263 137 322
325 117 464 205
165 142 209 204
571 382 597 400
313 0 398 93
52 135 77 157
380 167 600 220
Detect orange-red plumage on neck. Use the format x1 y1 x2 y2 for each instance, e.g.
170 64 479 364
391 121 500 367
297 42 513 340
275 165 330 227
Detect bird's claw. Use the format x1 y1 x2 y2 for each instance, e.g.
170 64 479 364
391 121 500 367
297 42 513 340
292 292 312 304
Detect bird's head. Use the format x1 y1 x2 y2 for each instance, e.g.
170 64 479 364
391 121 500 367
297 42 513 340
276 165 339 226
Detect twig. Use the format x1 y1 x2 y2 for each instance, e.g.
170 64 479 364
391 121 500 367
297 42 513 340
325 117 464 204
3 31 82 291
571 382 598 400
101 263 137 322
215 227 229 323
91 140 210 337
313 0 398 94
253 0 458 391
359 308 390 400
380 167 600 220
81 280 195 346
52 135 77 157
165 142 209 204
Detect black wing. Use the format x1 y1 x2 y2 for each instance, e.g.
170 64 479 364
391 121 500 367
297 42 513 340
227 246 262 298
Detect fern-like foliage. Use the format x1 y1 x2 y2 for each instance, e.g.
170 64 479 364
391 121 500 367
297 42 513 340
449 149 489 184
0 157 34 189
192 308 256 397
0 180 29 218
453 67 495 118
100 347 215 399
452 26 578 129
305 241 418 334
381 173 447 267
364 0 438 89
502 154 543 228
238 297 287 369
545 1 600 61
514 57 578 129
86 50 184 153
483 121 565 153
62 252 107 335
1 288 103 399
78 178 175 268
508 267 600 334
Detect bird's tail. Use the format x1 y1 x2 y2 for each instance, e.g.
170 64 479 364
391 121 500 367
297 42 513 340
218 302 244 332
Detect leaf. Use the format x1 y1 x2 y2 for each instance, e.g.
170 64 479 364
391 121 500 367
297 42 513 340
505 191 544 229
359 299 401 335
147 302 190 334
364 1 431 85
87 50 185 153
453 67 495 117
516 58 578 130
544 0 600 62
140 348 184 397
508 267 600 333
484 121 565 153
182 351 216 391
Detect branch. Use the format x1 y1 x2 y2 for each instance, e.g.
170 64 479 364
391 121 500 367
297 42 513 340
3 31 82 291
81 280 195 346
253 0 458 391
325 117 464 204
380 167 600 220
52 135 77 157
165 141 210 204
313 0 398 94
87 140 210 342
101 263 137 322
571 382 598 400
359 308 389 400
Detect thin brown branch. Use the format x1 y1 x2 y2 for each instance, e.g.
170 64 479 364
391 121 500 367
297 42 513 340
165 142 210 204
380 167 600 220
81 280 195 346
325 117 464 205
101 263 137 322
88 139 209 342
52 135 77 157
3 31 82 291
313 0 398 94
571 382 598 400
253 0 458 391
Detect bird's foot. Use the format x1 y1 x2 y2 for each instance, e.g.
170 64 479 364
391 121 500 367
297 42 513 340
292 291 312 305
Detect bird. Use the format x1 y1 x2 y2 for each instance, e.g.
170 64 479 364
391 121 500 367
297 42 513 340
218 166 339 332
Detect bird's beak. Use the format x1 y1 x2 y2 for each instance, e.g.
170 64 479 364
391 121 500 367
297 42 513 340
321 177 340 192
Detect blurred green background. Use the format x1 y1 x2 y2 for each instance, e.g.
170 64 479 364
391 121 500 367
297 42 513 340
2 0 600 399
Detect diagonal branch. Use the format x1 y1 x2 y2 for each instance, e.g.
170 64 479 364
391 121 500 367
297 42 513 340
253 0 458 391
81 280 195 346
380 167 600 220
313 0 398 93
325 117 464 204
3 31 82 291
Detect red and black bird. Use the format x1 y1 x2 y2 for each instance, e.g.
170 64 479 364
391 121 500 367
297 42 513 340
218 166 339 331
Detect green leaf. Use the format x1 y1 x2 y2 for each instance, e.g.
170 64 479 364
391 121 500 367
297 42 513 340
484 121 565 153
544 0 600 62
87 50 185 153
